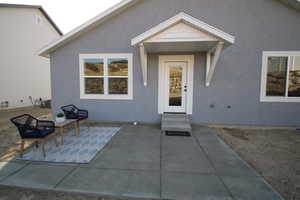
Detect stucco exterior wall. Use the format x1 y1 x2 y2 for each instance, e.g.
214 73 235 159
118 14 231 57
50 0 300 126
0 7 60 109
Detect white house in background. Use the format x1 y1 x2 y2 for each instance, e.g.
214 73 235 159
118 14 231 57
0 3 62 109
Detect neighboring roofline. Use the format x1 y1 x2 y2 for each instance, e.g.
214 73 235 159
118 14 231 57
39 7 63 36
0 3 63 36
38 0 139 57
131 12 235 46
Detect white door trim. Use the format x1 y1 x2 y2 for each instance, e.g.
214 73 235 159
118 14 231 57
158 55 194 114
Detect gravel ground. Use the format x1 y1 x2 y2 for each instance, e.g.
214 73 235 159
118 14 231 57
217 127 300 200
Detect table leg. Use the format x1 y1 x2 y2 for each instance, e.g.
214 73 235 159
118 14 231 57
75 121 80 136
60 127 64 145
42 141 46 158
85 121 90 132
20 140 24 158
54 136 59 147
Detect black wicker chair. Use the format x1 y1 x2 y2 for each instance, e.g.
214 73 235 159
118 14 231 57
61 105 88 121
10 114 57 157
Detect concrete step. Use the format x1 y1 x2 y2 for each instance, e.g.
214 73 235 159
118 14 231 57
161 113 192 133
162 113 190 122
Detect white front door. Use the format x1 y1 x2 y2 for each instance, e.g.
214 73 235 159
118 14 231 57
158 55 194 114
164 61 187 113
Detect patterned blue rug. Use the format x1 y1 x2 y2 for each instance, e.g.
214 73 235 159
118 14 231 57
17 126 120 163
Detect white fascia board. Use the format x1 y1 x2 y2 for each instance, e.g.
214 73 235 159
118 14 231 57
131 12 235 46
38 0 138 57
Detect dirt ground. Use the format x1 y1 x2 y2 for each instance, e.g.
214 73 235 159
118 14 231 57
217 127 300 200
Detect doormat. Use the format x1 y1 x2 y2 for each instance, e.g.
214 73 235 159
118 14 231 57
166 131 191 137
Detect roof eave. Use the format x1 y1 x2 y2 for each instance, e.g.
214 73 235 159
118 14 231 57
38 0 139 57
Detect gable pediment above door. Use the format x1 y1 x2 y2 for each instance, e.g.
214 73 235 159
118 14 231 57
132 12 235 87
145 22 218 43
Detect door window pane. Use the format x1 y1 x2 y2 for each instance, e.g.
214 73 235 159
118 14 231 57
108 78 128 94
266 57 288 96
108 58 128 76
169 66 182 106
288 56 300 97
85 78 104 94
84 59 104 76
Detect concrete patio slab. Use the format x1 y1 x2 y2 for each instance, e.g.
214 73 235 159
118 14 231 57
57 167 160 199
110 125 161 147
119 125 161 136
0 125 284 200
193 128 223 143
195 135 237 156
162 151 214 173
210 154 259 177
194 127 259 177
162 172 233 200
199 141 238 157
1 164 74 189
162 136 214 173
162 135 199 150
0 162 27 181
221 176 283 200
111 133 160 147
89 143 160 170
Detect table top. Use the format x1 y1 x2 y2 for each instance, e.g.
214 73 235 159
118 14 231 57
54 119 77 127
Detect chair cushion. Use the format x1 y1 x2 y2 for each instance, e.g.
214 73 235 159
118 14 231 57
39 129 54 137
78 115 88 120
21 128 54 139
21 129 38 139
77 112 88 120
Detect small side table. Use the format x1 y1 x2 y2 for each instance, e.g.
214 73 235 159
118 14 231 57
55 119 80 145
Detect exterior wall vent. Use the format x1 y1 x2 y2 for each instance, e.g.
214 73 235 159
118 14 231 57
0 101 9 108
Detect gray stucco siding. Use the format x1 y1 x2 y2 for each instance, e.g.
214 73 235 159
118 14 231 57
50 0 300 126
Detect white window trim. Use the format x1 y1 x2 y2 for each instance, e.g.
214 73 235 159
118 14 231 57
260 51 300 103
79 53 133 100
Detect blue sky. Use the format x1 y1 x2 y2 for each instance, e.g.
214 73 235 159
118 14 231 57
0 0 123 33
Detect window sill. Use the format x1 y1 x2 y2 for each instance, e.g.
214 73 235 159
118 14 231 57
260 96 300 103
80 94 133 100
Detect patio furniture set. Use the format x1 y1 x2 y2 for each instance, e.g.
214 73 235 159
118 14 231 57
10 105 88 157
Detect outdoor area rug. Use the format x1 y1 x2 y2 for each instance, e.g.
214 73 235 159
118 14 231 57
17 126 120 163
